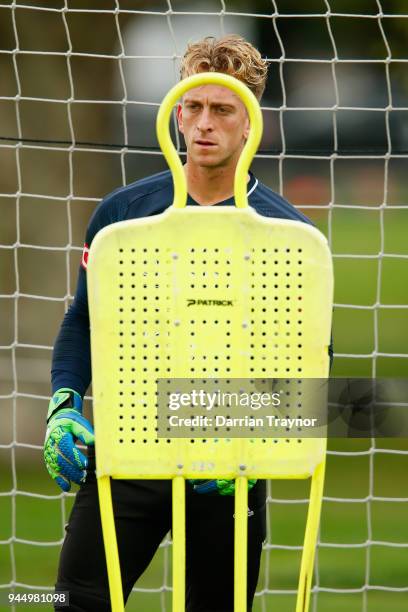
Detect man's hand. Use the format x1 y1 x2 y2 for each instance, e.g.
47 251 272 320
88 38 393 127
189 478 257 496
44 388 95 492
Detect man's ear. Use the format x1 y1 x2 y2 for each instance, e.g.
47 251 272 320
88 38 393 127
177 103 184 134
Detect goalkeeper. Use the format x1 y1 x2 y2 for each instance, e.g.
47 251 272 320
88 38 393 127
45 35 323 612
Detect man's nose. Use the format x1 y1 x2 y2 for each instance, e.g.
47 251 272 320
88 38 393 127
196 108 213 131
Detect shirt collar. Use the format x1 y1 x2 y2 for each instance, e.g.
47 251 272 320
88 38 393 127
187 171 257 207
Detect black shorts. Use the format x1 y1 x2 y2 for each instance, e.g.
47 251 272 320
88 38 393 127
55 452 266 612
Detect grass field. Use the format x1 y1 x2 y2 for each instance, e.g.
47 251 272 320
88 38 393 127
1 439 408 611
0 210 407 610
312 207 408 379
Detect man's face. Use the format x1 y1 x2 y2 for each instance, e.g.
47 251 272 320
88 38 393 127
177 84 250 169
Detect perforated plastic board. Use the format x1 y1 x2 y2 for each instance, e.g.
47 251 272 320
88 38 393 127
88 206 333 480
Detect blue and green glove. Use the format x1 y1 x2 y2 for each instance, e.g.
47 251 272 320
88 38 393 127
189 478 257 496
44 388 95 492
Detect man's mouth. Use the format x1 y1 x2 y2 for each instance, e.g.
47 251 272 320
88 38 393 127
195 140 217 147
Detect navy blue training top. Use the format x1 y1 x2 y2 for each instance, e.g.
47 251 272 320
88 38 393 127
52 169 330 396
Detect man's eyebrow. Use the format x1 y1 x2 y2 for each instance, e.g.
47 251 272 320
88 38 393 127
183 98 236 108
211 102 235 109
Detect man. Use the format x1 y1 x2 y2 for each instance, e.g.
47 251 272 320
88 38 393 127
44 35 315 611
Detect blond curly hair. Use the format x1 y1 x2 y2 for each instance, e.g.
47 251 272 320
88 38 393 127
180 35 268 101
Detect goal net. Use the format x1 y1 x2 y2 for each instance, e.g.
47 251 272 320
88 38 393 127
0 1 407 611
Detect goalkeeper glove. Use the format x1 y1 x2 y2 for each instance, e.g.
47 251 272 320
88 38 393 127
44 388 94 492
188 478 257 496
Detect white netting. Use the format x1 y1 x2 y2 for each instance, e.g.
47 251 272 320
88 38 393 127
0 1 407 611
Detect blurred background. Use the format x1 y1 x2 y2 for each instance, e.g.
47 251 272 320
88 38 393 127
0 0 407 610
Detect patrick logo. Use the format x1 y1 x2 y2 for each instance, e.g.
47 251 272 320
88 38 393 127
81 243 90 270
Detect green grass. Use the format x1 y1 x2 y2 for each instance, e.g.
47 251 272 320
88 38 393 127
1 442 408 611
311 208 408 378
